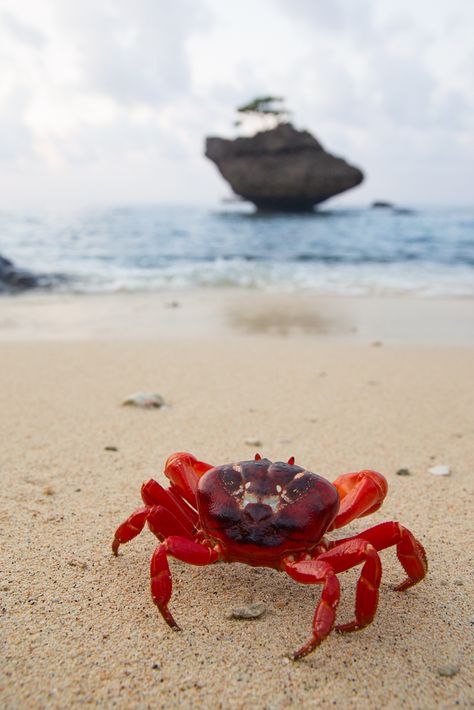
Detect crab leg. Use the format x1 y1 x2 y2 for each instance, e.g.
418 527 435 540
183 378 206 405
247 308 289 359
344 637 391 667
150 535 219 628
318 539 382 633
112 504 194 555
112 506 149 554
329 470 388 529
283 559 341 660
329 521 427 591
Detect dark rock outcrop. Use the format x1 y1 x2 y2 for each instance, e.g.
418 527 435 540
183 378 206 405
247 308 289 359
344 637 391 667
371 202 415 215
205 123 364 211
371 201 394 209
0 254 39 292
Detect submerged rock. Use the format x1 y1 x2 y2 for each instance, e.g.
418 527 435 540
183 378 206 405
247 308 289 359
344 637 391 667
205 123 364 211
371 201 394 209
371 201 415 215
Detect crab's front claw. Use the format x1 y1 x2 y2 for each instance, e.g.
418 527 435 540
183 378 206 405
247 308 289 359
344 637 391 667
330 470 388 530
164 452 214 508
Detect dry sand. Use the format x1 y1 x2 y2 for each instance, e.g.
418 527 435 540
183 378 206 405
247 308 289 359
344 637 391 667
1 291 473 709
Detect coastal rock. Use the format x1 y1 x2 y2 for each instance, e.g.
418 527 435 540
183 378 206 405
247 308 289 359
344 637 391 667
371 201 415 215
371 201 394 209
205 123 364 211
0 254 39 293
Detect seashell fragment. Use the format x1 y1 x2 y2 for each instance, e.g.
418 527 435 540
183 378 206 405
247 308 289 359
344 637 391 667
122 392 166 409
428 464 451 476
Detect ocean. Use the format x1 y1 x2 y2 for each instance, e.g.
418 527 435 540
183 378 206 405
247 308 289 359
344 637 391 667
1 204 473 297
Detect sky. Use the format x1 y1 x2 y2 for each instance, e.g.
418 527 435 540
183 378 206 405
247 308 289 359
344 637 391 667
0 0 473 208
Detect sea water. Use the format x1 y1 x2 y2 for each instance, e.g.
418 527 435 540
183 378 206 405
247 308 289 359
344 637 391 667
0 204 473 297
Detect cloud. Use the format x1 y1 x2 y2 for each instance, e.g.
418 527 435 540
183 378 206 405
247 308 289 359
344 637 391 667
270 0 474 202
0 9 47 48
274 0 376 37
0 0 472 205
0 88 34 162
0 0 214 175
54 0 212 107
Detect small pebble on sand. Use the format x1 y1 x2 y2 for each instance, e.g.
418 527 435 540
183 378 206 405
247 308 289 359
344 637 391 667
67 560 88 570
229 602 267 620
396 468 411 476
245 438 262 447
43 486 55 496
436 665 460 677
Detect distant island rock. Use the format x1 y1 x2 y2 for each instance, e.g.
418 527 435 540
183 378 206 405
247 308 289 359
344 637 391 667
205 123 364 211
371 201 394 209
370 201 415 215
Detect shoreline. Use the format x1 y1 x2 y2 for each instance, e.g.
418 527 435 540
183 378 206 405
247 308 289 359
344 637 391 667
1 288 473 345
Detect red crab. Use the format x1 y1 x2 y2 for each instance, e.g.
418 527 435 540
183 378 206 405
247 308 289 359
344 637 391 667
112 452 427 659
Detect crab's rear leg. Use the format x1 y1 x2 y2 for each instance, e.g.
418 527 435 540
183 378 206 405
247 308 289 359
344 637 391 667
329 470 388 530
150 535 219 628
283 558 340 660
330 521 427 591
318 539 383 633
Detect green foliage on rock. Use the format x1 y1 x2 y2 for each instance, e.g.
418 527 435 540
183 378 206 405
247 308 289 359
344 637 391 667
234 96 290 129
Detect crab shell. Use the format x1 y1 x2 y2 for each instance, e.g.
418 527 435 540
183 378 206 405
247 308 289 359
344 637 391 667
197 458 340 565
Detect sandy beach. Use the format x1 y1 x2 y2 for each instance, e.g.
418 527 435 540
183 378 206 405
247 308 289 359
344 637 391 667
1 290 473 709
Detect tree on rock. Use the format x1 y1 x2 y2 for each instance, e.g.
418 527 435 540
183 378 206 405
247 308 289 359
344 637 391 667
234 96 290 132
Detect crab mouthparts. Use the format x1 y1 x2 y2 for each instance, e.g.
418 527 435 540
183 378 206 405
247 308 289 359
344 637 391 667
243 502 273 523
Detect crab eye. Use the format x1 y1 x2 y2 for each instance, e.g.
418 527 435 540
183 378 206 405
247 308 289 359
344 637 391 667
219 466 243 497
284 474 311 502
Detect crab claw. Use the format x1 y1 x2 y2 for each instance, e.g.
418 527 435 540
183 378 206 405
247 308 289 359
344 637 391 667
330 470 388 530
163 452 214 508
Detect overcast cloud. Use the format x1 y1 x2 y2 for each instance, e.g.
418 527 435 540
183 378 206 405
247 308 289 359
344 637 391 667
0 0 472 207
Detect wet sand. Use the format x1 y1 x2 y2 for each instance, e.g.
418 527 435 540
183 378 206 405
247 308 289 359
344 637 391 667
1 291 473 709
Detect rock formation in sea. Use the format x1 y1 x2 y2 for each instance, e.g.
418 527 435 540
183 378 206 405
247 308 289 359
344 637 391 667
205 123 364 211
371 201 394 209
0 254 39 292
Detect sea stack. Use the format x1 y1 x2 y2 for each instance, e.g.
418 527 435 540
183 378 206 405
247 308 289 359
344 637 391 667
205 123 364 212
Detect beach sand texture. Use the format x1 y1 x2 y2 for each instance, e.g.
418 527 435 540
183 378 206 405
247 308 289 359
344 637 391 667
1 293 473 709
